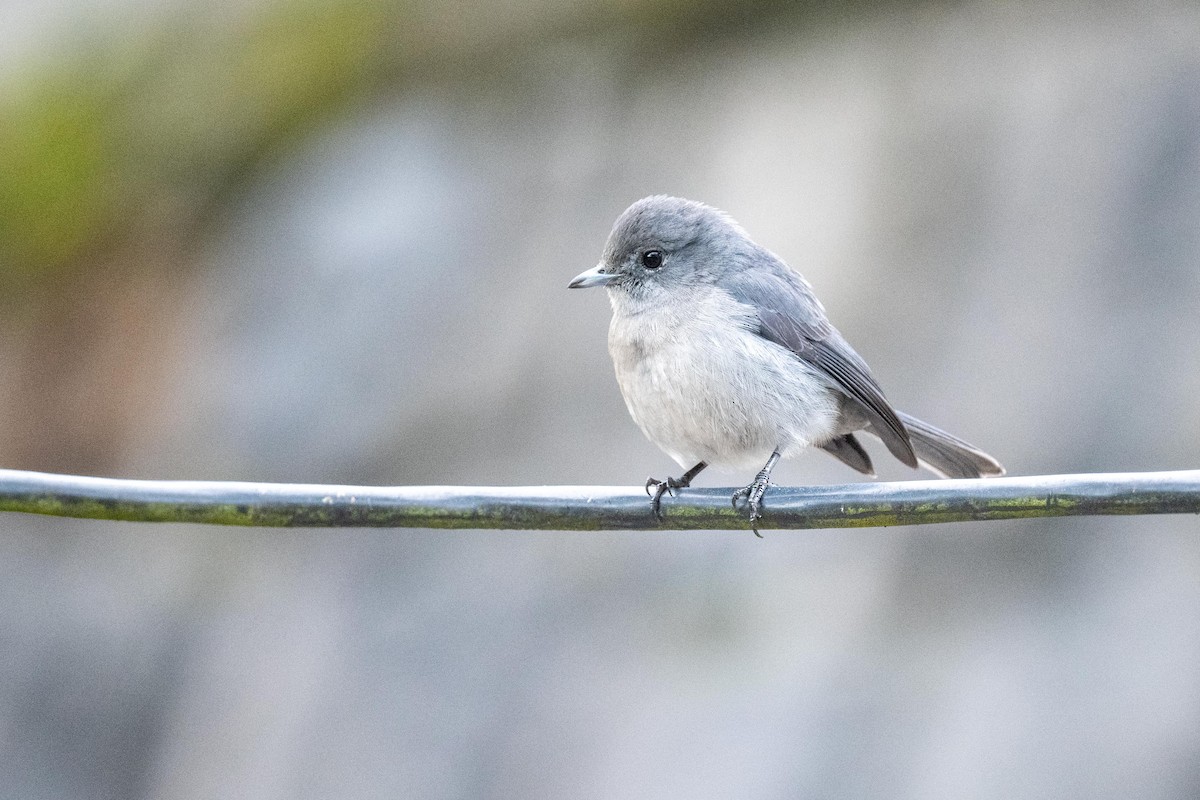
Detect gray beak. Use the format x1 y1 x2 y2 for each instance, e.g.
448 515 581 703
568 264 620 289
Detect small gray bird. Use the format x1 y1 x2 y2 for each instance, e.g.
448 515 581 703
569 195 1003 534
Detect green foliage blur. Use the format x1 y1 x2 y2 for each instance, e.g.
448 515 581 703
0 0 820 293
0 0 394 288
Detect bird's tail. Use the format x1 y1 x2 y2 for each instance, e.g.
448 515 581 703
896 411 1005 479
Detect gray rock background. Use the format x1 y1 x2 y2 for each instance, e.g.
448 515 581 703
1 1 1199 797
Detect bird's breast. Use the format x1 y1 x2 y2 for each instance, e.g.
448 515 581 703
607 292 839 469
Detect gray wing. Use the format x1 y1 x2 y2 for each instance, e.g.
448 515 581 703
723 267 917 468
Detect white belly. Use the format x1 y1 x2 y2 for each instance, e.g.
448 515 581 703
608 294 839 470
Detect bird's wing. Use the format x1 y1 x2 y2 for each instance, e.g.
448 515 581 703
723 267 917 468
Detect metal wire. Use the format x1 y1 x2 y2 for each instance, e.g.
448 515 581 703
0 468 1197 530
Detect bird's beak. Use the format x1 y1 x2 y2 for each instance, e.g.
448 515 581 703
568 264 620 289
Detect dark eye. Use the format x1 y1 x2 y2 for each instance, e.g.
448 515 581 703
640 250 663 269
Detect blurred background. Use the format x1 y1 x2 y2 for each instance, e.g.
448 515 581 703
1 0 1199 796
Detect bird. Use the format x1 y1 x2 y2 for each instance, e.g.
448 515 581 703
568 195 1003 534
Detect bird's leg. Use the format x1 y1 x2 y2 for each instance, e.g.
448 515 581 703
646 461 707 521
732 448 781 537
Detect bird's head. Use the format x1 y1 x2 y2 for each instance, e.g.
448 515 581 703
568 195 753 308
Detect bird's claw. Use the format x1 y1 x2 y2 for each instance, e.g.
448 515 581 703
731 472 773 537
646 475 689 522
646 477 672 521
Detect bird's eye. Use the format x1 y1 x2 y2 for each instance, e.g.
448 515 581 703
640 250 663 269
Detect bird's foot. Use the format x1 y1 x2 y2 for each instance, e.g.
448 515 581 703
731 470 773 538
646 474 690 521
644 461 708 522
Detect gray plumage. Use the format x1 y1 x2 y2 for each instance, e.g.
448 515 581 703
569 195 1003 531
